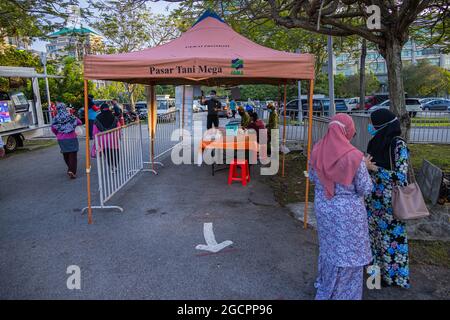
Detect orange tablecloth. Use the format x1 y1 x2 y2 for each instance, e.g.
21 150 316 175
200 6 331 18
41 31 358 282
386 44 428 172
200 130 259 153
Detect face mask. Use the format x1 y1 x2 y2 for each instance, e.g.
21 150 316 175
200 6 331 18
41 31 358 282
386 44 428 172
368 117 398 136
368 124 378 136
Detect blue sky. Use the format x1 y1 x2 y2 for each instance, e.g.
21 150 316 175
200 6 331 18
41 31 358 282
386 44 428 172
31 0 179 52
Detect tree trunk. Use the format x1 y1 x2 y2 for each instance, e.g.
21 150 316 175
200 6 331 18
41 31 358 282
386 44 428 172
381 38 410 140
359 39 367 110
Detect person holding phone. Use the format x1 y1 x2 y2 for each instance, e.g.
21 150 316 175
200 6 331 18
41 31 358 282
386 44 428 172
201 90 221 130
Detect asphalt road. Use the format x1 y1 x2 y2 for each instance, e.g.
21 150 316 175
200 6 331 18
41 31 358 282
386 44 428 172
0 115 318 299
0 112 447 299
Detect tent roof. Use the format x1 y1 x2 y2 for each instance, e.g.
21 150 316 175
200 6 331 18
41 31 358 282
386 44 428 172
84 12 315 85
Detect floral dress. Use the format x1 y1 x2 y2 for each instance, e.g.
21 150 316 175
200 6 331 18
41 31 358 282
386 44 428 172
365 139 410 288
310 160 373 300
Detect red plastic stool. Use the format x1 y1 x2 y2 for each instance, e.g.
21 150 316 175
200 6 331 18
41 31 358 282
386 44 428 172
228 159 250 186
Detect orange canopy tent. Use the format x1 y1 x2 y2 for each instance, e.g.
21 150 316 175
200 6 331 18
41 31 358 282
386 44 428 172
82 11 316 225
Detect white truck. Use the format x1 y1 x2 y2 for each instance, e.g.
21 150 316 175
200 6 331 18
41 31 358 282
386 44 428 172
0 66 60 152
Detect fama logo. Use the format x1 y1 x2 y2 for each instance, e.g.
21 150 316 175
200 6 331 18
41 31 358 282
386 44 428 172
231 58 243 75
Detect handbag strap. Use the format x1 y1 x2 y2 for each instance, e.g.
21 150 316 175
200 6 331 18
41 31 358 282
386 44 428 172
389 136 415 184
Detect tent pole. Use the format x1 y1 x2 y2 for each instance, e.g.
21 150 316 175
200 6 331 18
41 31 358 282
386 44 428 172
182 85 185 139
84 79 93 224
147 85 156 172
281 82 287 177
303 79 315 229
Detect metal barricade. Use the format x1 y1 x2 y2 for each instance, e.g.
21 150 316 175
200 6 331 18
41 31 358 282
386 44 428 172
279 109 305 143
153 109 181 160
408 111 450 144
350 114 371 151
303 114 370 153
85 121 144 212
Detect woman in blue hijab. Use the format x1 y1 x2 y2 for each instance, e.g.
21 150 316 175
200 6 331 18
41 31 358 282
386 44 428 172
51 102 82 179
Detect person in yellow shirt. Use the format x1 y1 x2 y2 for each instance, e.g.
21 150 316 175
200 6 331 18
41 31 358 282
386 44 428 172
238 106 251 128
266 103 278 155
267 103 278 131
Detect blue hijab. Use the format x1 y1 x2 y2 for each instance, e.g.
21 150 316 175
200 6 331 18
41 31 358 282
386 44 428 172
52 103 78 134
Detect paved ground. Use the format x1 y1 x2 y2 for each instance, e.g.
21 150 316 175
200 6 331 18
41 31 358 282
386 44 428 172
0 112 448 299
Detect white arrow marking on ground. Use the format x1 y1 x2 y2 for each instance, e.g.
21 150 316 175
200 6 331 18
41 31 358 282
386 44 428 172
195 222 233 253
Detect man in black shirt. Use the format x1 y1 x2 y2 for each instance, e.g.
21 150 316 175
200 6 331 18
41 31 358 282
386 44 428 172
201 90 221 130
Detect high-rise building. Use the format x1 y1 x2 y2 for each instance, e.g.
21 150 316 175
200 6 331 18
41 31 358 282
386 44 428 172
2 36 31 50
46 5 103 60
334 40 450 92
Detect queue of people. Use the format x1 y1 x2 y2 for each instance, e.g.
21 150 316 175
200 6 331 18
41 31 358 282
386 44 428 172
310 109 412 300
51 96 124 179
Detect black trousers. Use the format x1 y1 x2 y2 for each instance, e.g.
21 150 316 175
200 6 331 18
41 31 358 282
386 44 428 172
231 110 236 118
88 119 94 140
207 114 219 129
63 152 77 174
104 148 120 168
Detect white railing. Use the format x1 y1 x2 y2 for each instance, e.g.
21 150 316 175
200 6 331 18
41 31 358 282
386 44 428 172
153 110 181 160
408 111 450 144
85 121 144 212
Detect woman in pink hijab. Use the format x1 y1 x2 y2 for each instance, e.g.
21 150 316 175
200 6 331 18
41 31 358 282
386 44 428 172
309 113 373 300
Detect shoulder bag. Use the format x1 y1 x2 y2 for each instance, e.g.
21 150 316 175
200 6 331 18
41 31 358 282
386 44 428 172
390 138 430 220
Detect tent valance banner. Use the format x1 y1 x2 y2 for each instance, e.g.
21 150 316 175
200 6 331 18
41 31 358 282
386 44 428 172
84 11 315 85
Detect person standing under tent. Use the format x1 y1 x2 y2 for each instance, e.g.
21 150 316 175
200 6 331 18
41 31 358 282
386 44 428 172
247 111 266 142
92 103 121 173
365 109 410 288
201 90 221 130
51 101 82 179
229 99 237 118
111 98 124 125
238 106 251 129
309 113 373 300
266 103 279 154
267 103 278 130
87 94 99 140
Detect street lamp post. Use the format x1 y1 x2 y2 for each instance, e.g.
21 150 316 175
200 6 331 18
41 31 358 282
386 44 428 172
40 52 52 122
327 35 335 117
296 48 302 123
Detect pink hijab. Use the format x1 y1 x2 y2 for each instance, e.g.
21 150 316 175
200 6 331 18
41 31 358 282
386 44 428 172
310 113 364 199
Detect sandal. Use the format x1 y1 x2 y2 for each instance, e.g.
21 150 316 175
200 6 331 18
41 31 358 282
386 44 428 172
68 171 76 179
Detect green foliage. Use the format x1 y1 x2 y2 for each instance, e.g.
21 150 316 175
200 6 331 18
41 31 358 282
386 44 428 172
0 0 73 39
0 47 41 92
0 47 40 69
335 73 380 97
92 0 179 106
57 57 91 108
170 1 358 75
403 60 450 97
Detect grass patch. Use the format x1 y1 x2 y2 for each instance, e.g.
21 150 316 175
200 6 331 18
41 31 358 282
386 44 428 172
263 144 450 206
262 151 314 206
1 139 57 159
409 144 450 172
411 117 450 127
410 240 450 268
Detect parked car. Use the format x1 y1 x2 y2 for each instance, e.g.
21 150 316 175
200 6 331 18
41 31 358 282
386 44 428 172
218 98 230 118
345 97 360 110
284 99 324 118
419 97 446 104
357 96 377 110
369 98 422 117
193 99 204 112
134 101 148 119
421 99 450 111
335 99 350 112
